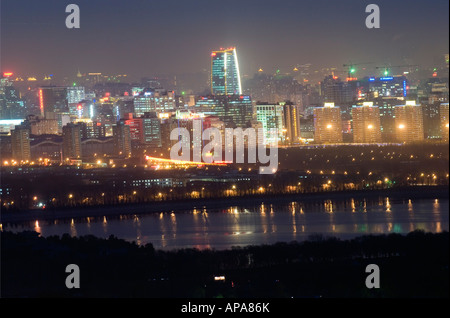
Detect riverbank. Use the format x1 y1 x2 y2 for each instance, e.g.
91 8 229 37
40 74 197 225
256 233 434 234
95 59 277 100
1 185 448 223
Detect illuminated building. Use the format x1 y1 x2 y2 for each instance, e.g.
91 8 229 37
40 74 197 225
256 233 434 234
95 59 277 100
134 90 176 117
211 47 242 95
394 101 424 142
38 86 68 117
365 76 407 98
62 123 82 160
11 125 31 162
440 103 449 140
75 119 106 139
0 119 24 134
29 117 59 135
369 97 404 142
194 95 252 127
255 103 284 144
113 122 132 156
281 101 301 145
300 116 314 139
122 112 161 146
313 103 343 143
67 86 85 104
422 102 442 139
351 102 382 143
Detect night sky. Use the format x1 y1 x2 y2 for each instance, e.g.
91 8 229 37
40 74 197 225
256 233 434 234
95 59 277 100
1 0 449 81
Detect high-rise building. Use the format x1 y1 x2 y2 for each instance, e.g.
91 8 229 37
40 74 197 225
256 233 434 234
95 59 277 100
394 101 424 142
11 125 31 162
255 103 284 145
369 97 404 142
313 103 343 144
113 122 132 156
134 90 176 117
38 86 68 117
122 113 161 146
365 76 408 98
67 86 85 104
281 101 301 145
422 102 442 139
76 120 106 139
141 112 162 147
440 103 449 140
194 95 252 128
352 102 382 143
62 123 82 160
321 75 353 104
211 47 242 95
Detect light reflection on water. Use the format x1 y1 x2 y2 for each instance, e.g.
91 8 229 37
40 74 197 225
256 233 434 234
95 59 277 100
4 197 449 251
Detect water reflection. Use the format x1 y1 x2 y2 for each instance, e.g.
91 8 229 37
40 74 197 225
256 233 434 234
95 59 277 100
3 197 449 251
70 218 77 237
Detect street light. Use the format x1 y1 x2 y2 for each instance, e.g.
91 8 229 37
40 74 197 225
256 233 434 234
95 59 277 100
398 124 405 129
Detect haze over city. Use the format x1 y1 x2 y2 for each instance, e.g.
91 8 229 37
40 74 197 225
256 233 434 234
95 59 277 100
1 0 449 81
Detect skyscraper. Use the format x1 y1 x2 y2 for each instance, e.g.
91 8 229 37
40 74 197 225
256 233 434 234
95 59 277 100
394 101 424 143
62 123 82 160
67 86 85 104
352 102 382 143
113 122 132 156
211 47 242 95
38 86 68 117
11 125 31 162
313 103 343 144
256 103 284 145
195 95 252 128
281 101 301 145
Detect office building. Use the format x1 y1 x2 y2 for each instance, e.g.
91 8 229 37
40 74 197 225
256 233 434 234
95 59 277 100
38 86 68 117
281 101 301 145
62 123 82 160
195 95 252 128
255 103 284 145
211 47 242 95
113 122 132 156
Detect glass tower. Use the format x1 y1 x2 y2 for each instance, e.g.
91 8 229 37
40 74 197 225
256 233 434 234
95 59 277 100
211 47 242 95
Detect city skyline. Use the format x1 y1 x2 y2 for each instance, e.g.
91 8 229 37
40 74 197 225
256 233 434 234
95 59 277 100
1 0 449 81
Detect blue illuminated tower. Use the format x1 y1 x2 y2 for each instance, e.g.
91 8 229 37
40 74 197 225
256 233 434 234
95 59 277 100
211 47 242 95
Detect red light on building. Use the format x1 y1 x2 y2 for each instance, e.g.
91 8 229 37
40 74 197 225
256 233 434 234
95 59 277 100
105 92 110 97
96 122 102 126
77 104 83 110
124 92 129 96
39 89 44 114
432 72 438 77
3 72 13 77
211 52 217 57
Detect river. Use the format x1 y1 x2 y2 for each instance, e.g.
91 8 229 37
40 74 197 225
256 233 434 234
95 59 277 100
3 196 448 251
